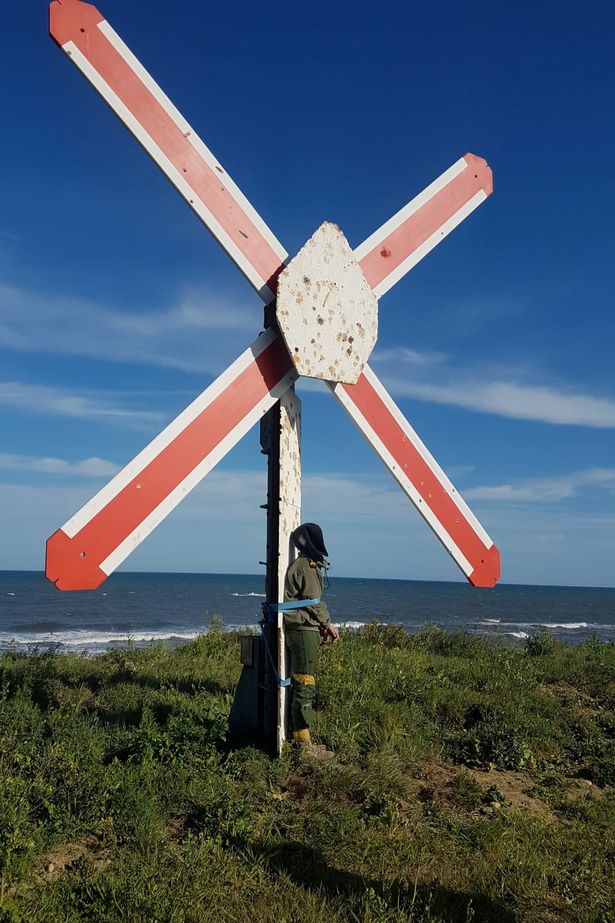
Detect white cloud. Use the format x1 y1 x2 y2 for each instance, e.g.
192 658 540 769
371 345 445 366
465 467 615 503
3 466 615 586
294 344 615 430
0 467 440 578
4 272 613 431
421 294 525 332
384 377 615 428
0 381 164 425
149 469 415 528
365 336 615 430
0 453 119 477
0 280 257 375
295 377 329 394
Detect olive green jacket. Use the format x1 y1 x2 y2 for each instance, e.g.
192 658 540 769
283 555 331 631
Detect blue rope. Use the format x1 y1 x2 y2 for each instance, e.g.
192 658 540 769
258 619 291 687
264 597 320 618
259 597 321 688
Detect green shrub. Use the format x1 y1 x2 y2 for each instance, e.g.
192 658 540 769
524 628 561 657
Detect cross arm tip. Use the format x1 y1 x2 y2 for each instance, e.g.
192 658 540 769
463 153 493 197
46 528 108 592
467 543 501 587
49 0 104 48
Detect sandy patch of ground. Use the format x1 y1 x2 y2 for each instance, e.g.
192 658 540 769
410 761 604 820
30 836 110 887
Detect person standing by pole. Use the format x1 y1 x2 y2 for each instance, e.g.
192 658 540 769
283 523 339 760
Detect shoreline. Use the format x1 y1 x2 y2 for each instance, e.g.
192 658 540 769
1 617 613 657
3 573 615 656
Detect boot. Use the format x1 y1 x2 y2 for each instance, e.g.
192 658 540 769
300 740 335 762
294 732 335 761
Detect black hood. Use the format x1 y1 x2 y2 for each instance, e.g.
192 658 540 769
291 523 328 562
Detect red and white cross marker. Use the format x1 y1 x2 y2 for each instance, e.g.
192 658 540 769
46 0 500 591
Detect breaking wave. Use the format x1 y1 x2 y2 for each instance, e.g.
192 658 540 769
538 622 589 629
0 619 372 655
0 628 203 651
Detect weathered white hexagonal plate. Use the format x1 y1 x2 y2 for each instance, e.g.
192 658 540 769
276 222 378 384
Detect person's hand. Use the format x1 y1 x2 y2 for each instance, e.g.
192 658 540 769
321 624 340 644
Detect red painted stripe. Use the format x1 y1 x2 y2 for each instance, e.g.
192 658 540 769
49 0 285 295
358 154 492 293
339 373 500 587
46 336 293 590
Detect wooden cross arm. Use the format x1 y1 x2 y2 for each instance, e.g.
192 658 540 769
328 365 500 588
46 330 296 590
49 0 287 303
354 154 493 298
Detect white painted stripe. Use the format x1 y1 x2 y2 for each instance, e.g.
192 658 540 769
362 364 493 548
372 190 487 298
328 378 474 577
97 22 289 266
63 42 274 301
353 158 467 262
62 328 279 538
101 364 297 574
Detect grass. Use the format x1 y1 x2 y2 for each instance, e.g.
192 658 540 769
0 623 614 922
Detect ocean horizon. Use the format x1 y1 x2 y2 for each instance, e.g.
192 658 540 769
1 569 614 655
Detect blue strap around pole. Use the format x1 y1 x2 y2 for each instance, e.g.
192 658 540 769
259 597 321 688
266 597 320 615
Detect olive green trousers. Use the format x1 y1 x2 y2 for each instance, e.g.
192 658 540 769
285 628 321 738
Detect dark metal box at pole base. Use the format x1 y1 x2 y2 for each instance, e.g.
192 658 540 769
228 631 277 750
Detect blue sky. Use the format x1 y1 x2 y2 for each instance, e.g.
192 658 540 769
1 0 614 587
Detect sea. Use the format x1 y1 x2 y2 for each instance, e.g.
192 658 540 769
1 570 614 656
